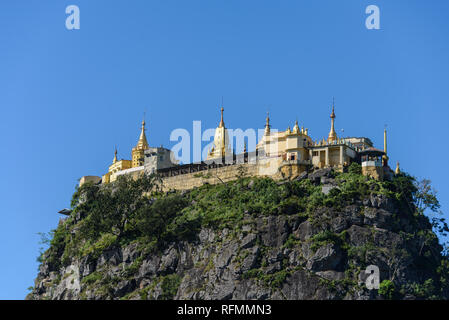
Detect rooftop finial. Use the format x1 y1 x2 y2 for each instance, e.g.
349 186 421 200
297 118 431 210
383 125 389 166
330 97 336 119
136 115 149 150
219 106 225 128
113 146 117 163
265 111 271 135
327 97 337 142
293 118 299 133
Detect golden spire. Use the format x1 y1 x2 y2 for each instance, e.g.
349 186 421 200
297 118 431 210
136 117 150 150
395 161 401 174
293 119 299 134
220 105 226 155
264 112 271 135
207 104 231 160
383 127 389 165
113 147 117 164
219 107 225 128
327 98 337 142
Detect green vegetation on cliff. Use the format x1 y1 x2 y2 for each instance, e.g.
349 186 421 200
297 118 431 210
32 164 449 300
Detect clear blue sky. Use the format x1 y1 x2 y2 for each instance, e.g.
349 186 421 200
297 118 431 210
1 0 448 299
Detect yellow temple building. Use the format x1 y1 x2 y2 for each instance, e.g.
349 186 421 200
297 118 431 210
206 107 232 160
81 99 398 190
102 118 150 184
131 119 150 167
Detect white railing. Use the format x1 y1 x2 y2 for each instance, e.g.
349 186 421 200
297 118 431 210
113 166 145 178
362 160 382 167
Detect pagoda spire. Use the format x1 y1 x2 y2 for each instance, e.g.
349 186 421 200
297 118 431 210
136 116 149 150
113 146 117 163
265 112 271 135
327 97 337 142
383 126 389 166
219 106 225 128
293 119 299 134
207 104 230 160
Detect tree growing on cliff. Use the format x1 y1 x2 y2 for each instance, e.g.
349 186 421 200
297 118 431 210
414 178 449 255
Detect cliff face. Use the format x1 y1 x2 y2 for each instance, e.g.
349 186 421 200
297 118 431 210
27 166 449 300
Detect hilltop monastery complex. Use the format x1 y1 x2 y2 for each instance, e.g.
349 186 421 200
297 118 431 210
79 102 400 191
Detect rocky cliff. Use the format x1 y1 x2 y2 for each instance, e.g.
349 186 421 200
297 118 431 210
27 165 449 300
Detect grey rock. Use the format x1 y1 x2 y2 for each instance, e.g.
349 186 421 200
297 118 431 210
240 233 257 249
122 243 139 263
321 177 336 185
294 220 313 241
309 168 333 185
322 184 338 195
240 247 260 273
267 249 283 264
39 263 50 278
316 270 345 281
138 256 160 279
265 262 281 274
259 216 289 247
288 248 304 267
347 225 372 246
159 247 179 274
233 280 271 299
79 257 96 277
114 280 136 297
211 282 235 300
295 171 308 181
199 229 215 243
342 205 364 226
370 194 395 212
279 269 336 300
97 248 121 267
363 208 392 229
306 244 342 271
330 216 348 233
215 243 238 270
